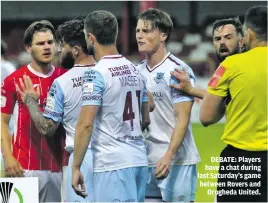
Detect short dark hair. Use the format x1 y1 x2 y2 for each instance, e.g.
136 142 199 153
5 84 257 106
84 10 118 45
72 15 86 21
245 5 267 41
23 20 56 45
56 19 88 54
137 8 173 42
212 17 243 37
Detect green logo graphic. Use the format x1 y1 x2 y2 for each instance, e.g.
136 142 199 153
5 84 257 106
0 182 23 203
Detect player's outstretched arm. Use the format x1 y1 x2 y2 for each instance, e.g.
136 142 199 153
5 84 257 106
170 68 207 99
1 113 24 177
155 101 193 179
15 75 59 136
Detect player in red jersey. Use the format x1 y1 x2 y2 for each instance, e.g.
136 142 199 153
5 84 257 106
1 20 67 202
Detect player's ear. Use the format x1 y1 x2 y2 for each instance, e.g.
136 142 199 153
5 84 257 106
89 33 97 44
160 33 168 42
247 27 256 42
25 44 32 54
72 46 80 58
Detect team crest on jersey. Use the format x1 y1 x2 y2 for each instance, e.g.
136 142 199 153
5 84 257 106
154 72 165 84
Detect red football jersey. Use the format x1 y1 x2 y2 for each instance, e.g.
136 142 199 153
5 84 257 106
1 64 67 172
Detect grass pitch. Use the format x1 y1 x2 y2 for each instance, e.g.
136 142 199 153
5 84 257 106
0 123 226 202
193 123 226 202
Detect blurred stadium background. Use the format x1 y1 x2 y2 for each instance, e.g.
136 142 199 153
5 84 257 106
1 1 266 202
1 1 264 74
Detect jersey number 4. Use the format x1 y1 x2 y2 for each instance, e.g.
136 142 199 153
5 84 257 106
123 91 141 131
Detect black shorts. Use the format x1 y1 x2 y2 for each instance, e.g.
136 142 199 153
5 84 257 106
217 145 267 202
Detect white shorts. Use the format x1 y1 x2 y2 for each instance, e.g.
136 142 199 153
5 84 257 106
24 170 62 202
62 149 93 202
146 164 197 202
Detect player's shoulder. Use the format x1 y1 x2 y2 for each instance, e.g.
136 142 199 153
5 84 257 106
166 54 188 68
56 66 76 79
98 55 123 64
47 66 69 87
220 52 246 70
16 64 29 72
1 65 27 89
6 65 28 78
93 58 108 73
98 55 124 65
95 55 128 72
167 54 193 73
53 66 86 86
52 71 68 87
136 59 147 71
83 66 104 80
53 66 68 76
166 54 182 66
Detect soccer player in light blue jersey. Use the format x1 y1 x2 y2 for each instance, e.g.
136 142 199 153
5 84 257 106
136 8 201 202
72 10 149 202
15 18 96 202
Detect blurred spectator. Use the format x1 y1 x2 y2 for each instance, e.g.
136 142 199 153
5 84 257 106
17 51 31 68
1 39 17 136
1 39 16 82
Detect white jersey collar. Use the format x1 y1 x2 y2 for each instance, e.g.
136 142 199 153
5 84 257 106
27 64 55 78
146 52 171 71
74 63 96 67
101 55 123 60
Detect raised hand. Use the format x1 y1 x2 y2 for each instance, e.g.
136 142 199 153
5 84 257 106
170 68 193 94
15 75 40 104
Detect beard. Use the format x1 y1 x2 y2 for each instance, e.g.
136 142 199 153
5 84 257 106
241 43 249 53
60 51 75 69
216 44 240 63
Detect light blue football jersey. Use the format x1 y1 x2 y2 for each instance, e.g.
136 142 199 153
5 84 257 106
81 55 148 172
43 64 95 152
138 53 201 166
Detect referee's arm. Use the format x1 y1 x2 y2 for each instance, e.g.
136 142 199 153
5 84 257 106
200 93 226 126
200 64 230 127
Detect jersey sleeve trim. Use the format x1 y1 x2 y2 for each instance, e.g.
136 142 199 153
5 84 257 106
173 96 194 104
